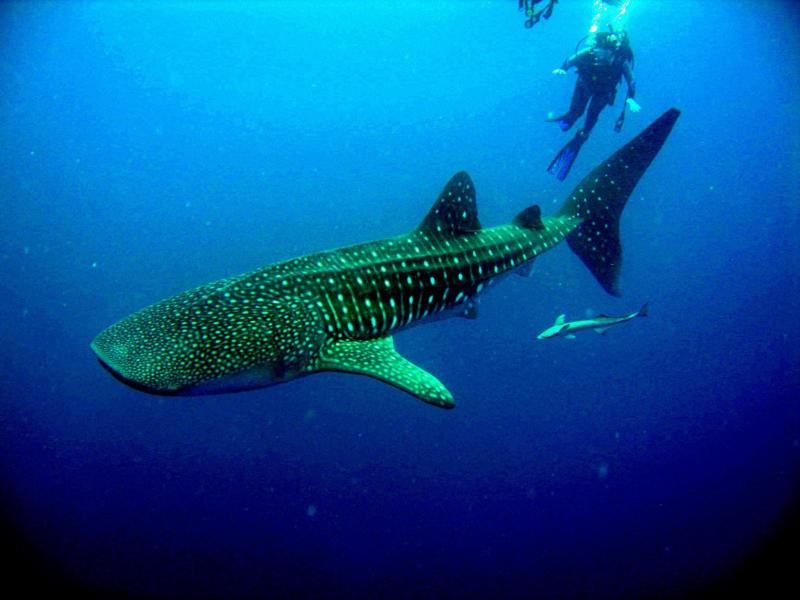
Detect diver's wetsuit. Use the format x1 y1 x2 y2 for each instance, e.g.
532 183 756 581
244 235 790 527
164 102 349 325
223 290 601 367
553 44 635 134
547 37 635 180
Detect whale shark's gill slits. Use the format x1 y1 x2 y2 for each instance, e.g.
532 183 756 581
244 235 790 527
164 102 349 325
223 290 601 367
406 271 419 324
372 279 389 335
558 108 680 296
393 275 405 330
359 271 377 335
358 274 380 335
352 263 389 338
343 280 364 335
322 289 343 333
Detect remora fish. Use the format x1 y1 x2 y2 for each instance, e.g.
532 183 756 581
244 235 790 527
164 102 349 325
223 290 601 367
91 108 680 409
536 303 648 340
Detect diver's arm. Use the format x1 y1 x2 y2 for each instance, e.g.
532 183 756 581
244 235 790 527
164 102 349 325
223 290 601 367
621 61 640 112
560 54 577 71
552 55 574 76
553 52 577 75
622 62 636 98
560 47 591 72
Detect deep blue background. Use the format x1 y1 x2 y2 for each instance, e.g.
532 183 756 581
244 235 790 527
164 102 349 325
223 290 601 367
1 1 798 597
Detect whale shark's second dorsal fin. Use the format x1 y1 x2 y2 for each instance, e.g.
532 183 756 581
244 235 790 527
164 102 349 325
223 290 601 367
418 171 481 237
555 314 566 325
513 204 545 230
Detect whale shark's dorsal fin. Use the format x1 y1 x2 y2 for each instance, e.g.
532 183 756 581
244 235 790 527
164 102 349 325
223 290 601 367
555 314 566 325
513 204 545 230
314 336 455 409
418 171 481 237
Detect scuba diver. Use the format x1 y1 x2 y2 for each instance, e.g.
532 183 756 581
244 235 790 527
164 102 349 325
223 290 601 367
518 0 625 31
518 0 558 29
546 28 640 180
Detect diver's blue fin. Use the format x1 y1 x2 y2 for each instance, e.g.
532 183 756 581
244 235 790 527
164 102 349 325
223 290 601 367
546 113 574 132
547 131 588 181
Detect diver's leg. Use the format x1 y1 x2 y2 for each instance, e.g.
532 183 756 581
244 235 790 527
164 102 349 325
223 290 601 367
548 87 605 180
580 92 610 136
547 80 589 131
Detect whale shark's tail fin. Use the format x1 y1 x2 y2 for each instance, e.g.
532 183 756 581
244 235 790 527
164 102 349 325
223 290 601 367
558 108 680 296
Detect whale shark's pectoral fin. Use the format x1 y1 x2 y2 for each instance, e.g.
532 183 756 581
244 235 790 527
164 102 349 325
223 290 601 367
314 336 455 409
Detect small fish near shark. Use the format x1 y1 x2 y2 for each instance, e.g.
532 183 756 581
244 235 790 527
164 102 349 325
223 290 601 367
537 303 648 340
91 108 680 409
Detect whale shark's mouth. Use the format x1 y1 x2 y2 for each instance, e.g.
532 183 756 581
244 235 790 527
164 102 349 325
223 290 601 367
92 341 271 397
95 356 179 396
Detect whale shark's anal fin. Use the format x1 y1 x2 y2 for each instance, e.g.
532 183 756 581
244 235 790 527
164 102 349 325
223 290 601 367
314 336 455 409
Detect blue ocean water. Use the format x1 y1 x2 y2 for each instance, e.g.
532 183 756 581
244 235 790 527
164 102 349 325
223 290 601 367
1 1 798 597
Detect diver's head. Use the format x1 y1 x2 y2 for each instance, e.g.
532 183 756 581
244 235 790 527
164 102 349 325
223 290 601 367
602 29 628 52
594 31 619 49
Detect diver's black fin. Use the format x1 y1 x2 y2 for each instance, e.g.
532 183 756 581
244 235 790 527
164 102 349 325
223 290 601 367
558 108 680 296
418 172 482 237
547 131 588 181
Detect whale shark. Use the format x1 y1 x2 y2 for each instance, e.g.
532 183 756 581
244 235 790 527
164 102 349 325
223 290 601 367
537 303 648 340
92 108 680 408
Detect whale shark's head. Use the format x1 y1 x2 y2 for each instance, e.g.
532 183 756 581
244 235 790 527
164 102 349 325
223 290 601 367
91 281 323 395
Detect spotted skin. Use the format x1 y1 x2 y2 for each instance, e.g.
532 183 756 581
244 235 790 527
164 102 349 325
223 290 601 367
92 108 679 408
561 108 682 295
315 336 455 406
